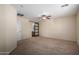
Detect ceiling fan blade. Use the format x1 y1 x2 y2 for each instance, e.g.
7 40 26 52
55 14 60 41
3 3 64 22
47 15 51 19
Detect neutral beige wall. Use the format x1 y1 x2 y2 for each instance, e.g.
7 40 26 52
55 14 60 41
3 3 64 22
5 5 17 52
39 16 76 41
0 5 17 54
17 16 32 39
0 5 6 52
76 12 79 45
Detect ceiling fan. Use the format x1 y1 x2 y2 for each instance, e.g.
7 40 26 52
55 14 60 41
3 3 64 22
32 14 53 22
29 15 52 22
40 15 52 20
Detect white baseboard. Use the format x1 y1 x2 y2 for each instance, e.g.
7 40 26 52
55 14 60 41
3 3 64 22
0 52 10 55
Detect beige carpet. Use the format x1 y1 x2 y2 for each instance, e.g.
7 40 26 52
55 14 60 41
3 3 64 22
10 37 79 55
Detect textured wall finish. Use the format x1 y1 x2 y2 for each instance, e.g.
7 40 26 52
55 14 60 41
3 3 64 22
0 5 17 54
76 12 79 45
17 16 32 40
39 16 76 41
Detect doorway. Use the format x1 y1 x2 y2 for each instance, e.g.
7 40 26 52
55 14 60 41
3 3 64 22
32 22 39 37
17 19 22 41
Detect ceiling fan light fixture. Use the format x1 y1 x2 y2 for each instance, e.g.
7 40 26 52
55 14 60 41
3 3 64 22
41 15 52 20
42 16 47 20
41 15 46 20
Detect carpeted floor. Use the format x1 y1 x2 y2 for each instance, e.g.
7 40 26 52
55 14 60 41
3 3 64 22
10 37 79 55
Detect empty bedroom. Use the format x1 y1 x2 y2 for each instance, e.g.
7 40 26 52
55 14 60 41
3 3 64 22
0 4 79 55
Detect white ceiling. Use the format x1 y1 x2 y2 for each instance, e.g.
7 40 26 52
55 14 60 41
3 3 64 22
13 4 79 21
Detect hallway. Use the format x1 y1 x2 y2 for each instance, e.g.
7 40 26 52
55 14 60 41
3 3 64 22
10 37 79 55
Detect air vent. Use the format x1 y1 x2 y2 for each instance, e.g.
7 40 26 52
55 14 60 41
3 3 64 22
17 13 24 16
61 4 69 7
